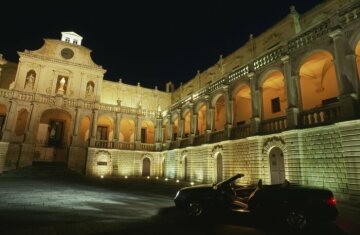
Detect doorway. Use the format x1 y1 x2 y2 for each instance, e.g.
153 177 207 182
48 120 64 147
269 147 285 184
142 157 151 176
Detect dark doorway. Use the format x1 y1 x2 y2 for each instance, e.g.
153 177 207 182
48 120 64 147
142 158 151 176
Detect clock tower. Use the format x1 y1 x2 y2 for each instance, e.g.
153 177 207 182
61 31 83 46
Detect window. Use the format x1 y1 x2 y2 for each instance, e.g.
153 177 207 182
271 97 281 113
65 37 70 43
73 40 78 45
97 126 108 140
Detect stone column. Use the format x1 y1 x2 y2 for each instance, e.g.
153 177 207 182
329 29 357 120
114 112 121 141
24 102 35 143
155 117 163 151
167 114 173 142
188 103 194 136
223 85 233 139
282 55 299 129
249 73 260 135
2 99 17 141
205 96 214 143
71 107 81 145
89 109 98 147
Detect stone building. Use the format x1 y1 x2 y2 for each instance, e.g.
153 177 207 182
0 0 360 204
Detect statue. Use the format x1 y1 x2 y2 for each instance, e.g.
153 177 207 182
57 77 66 94
86 82 94 97
24 70 36 91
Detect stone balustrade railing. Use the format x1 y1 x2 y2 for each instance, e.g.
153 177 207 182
193 134 205 146
169 3 358 111
210 130 225 143
231 124 251 140
180 138 190 148
260 116 287 134
299 103 341 127
0 89 159 118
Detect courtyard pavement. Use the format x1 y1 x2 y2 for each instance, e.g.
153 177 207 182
0 165 359 235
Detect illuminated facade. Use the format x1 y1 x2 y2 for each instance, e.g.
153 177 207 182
0 0 360 203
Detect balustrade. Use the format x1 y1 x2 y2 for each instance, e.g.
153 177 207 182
230 124 251 139
299 103 341 127
180 138 190 148
210 130 225 143
95 140 114 148
260 116 287 134
193 134 205 146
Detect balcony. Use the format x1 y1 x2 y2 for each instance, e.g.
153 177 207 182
210 130 225 143
299 103 341 128
260 116 287 135
231 124 251 139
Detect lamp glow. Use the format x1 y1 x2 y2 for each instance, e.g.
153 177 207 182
125 176 128 179
165 178 168 181
147 176 150 179
190 182 194 186
176 179 180 183
100 175 104 179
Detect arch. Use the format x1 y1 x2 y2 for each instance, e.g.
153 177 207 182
15 108 28 136
79 116 91 143
299 51 339 110
97 115 114 141
268 146 285 184
355 41 360 83
142 157 151 177
171 114 179 141
213 95 226 131
233 84 252 125
261 70 287 119
211 92 225 108
0 103 6 140
230 80 251 99
196 101 207 135
120 118 135 142
36 109 72 147
214 152 223 183
141 120 155 144
182 109 191 137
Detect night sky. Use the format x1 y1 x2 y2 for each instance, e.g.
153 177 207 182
1 0 324 91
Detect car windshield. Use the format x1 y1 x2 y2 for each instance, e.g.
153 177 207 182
216 173 244 187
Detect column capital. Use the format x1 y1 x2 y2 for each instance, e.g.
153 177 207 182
247 72 256 79
329 28 343 39
281 55 290 63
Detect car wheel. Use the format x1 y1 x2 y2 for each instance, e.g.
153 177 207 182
186 200 204 217
285 208 308 230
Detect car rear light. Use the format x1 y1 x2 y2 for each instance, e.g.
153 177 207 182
325 197 336 206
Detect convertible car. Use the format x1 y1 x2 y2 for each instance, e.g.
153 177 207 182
174 174 338 230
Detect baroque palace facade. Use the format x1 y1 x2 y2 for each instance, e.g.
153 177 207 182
1 0 360 203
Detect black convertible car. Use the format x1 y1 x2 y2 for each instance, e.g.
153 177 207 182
174 174 338 230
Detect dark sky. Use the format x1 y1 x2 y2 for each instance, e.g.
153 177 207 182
1 0 324 91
